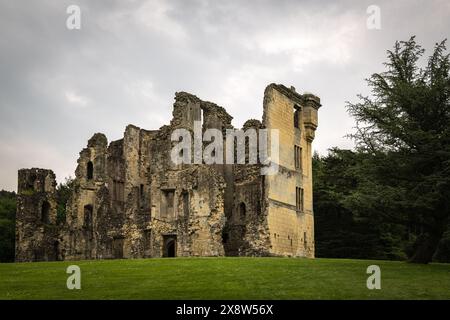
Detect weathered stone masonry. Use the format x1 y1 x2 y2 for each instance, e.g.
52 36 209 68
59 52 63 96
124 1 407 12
15 83 321 261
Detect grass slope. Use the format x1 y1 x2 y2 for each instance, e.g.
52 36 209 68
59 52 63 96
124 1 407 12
0 257 449 300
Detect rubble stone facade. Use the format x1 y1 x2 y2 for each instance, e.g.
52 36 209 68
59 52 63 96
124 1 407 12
15 83 321 261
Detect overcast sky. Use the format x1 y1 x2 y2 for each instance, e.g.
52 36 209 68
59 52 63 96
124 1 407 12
0 0 449 191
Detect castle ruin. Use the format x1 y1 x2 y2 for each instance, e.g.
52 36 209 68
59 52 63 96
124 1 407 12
15 83 320 261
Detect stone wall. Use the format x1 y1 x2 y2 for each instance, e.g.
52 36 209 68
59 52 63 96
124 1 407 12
15 84 320 261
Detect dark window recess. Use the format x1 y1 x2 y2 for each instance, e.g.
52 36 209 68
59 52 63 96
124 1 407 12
222 231 229 244
299 147 302 170
301 188 304 211
87 161 94 180
294 145 302 170
296 187 304 212
294 108 300 128
41 201 50 224
140 184 145 209
239 202 246 220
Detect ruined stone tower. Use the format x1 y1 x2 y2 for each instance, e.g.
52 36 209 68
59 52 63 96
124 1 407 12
15 84 321 261
16 169 59 261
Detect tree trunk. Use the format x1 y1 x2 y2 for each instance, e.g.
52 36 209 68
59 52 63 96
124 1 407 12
409 232 443 264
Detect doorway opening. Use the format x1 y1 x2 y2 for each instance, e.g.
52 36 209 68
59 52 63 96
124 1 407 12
163 235 177 257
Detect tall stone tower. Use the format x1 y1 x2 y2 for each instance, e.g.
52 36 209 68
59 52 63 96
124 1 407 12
262 84 320 257
15 168 60 262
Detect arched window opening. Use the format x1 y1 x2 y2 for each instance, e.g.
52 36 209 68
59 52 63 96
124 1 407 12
41 201 50 224
87 161 94 180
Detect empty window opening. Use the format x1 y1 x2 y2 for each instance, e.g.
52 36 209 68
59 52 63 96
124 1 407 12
294 145 302 170
301 189 304 211
294 107 300 128
239 202 246 220
299 147 302 170
140 184 145 209
41 201 50 224
296 187 304 212
87 161 94 180
53 241 60 261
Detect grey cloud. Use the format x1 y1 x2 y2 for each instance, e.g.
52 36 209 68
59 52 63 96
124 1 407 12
0 0 449 190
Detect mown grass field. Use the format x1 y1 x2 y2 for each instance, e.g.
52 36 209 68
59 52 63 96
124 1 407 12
0 257 449 300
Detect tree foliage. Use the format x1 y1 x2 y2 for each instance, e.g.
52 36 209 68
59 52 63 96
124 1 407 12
56 177 74 224
313 150 408 260
0 190 16 262
334 37 450 263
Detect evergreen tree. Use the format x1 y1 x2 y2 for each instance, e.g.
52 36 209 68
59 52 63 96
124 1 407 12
346 37 450 263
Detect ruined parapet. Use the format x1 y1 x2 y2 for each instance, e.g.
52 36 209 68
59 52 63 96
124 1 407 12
171 91 233 133
75 133 108 183
15 168 60 262
201 101 233 134
171 92 202 130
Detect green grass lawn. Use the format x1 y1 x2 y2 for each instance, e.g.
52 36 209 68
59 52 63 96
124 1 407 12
0 257 449 300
